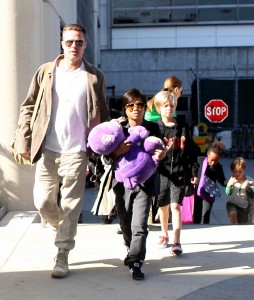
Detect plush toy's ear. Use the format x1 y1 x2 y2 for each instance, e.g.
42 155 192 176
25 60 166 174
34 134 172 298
128 126 149 143
143 136 164 154
87 121 125 155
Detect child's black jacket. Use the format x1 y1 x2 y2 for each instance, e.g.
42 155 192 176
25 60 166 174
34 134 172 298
157 117 199 186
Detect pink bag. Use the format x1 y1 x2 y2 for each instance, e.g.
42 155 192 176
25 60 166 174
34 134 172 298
181 194 194 224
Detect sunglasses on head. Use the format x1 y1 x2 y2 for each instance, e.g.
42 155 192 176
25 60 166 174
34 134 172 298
125 102 146 110
64 40 84 47
163 87 183 95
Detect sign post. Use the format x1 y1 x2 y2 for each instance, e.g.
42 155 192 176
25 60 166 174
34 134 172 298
204 99 228 123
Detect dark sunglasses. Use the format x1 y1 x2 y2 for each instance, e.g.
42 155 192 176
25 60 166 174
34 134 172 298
64 40 84 47
125 102 146 110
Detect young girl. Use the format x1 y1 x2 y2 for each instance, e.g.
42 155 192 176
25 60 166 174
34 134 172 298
145 76 184 224
197 142 227 224
226 157 254 224
153 91 199 254
109 88 166 280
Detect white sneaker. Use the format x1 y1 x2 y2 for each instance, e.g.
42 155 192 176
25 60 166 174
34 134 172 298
158 236 169 248
51 249 69 278
170 243 183 255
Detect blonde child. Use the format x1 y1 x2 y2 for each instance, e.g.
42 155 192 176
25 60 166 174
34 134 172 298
226 157 254 224
154 91 199 254
145 76 183 122
145 76 184 224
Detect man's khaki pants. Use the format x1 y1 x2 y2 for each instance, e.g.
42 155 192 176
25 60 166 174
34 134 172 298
34 149 87 250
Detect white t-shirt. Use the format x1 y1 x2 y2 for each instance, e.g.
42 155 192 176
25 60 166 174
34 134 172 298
45 61 88 153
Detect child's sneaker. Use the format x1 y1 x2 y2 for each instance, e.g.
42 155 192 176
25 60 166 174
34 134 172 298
129 261 144 280
158 236 169 248
170 243 183 255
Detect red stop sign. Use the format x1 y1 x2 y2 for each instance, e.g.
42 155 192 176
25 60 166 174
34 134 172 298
204 99 228 123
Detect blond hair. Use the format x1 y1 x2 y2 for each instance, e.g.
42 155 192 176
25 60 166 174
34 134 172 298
153 91 176 114
230 157 247 171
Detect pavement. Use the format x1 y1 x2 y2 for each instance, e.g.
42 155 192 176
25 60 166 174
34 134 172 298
1 158 254 300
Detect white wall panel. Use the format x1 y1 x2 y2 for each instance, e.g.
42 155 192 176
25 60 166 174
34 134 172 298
112 25 254 49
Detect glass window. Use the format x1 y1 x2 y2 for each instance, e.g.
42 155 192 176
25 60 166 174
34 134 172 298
112 0 156 24
113 9 156 24
112 0 155 8
167 0 196 5
112 1 254 26
199 7 237 22
241 0 254 3
169 8 197 23
240 7 254 21
200 0 236 4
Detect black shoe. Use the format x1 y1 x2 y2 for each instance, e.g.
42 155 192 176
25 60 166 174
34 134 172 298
129 262 145 280
116 227 122 234
124 255 130 266
101 216 114 224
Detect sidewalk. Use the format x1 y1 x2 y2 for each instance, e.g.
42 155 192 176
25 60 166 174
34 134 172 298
1 158 254 299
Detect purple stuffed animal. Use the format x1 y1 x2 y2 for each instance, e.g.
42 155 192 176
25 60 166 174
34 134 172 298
88 119 163 189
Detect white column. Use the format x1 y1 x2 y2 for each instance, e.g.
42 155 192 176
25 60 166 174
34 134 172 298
0 0 43 210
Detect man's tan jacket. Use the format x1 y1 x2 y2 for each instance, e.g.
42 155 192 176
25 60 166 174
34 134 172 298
16 54 110 163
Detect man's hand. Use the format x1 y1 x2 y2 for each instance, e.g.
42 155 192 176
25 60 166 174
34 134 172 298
21 151 31 159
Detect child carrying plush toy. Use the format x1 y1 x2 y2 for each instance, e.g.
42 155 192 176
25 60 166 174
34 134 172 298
88 119 164 190
104 88 166 281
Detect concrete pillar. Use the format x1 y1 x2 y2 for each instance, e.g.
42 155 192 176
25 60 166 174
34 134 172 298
0 0 43 210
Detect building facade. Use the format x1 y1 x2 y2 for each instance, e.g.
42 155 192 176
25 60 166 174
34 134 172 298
99 0 254 126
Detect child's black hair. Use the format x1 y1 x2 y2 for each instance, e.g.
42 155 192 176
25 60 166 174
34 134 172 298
207 141 225 157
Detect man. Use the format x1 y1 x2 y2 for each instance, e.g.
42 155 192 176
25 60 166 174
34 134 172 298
16 24 110 278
